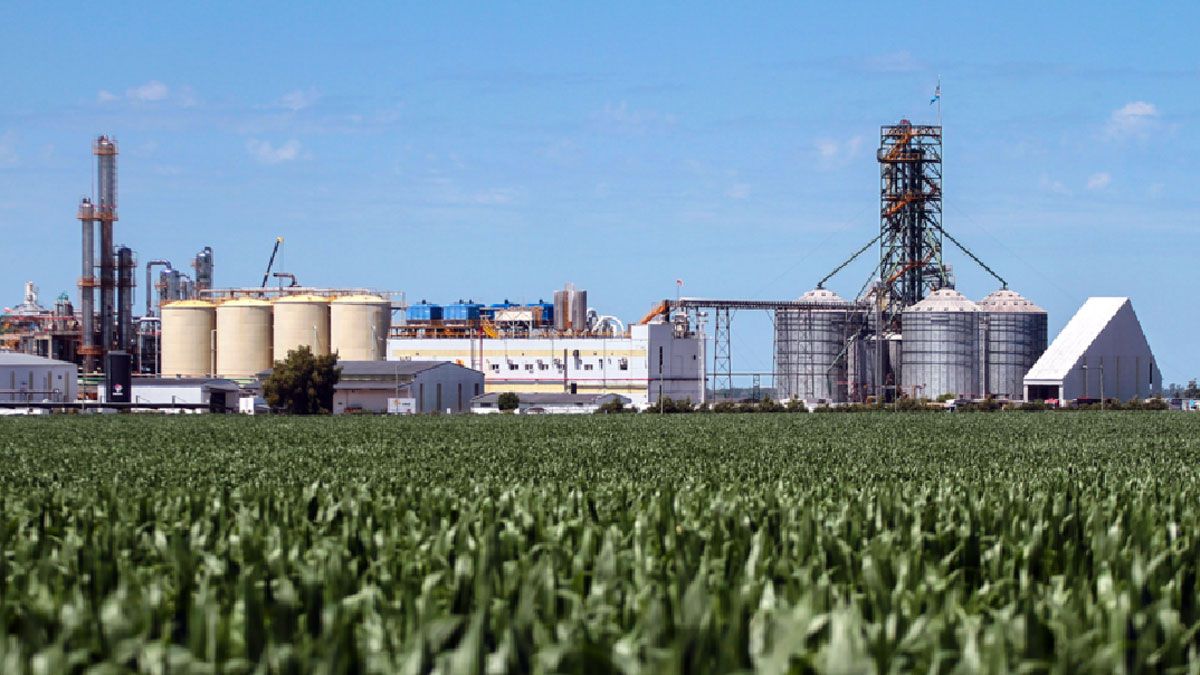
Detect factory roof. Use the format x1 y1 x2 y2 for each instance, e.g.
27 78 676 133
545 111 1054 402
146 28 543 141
256 360 474 381
471 392 629 406
1024 297 1130 382
905 288 980 313
0 352 76 367
132 377 241 389
978 289 1046 313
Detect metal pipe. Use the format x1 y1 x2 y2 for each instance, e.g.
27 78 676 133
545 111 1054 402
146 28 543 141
95 136 118 358
144 260 172 316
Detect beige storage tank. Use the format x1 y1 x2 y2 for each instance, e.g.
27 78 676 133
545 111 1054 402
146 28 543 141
273 294 331 359
216 298 273 378
330 294 390 360
160 300 216 377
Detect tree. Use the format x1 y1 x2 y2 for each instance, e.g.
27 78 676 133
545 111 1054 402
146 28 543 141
263 346 340 414
497 392 520 412
1184 380 1200 399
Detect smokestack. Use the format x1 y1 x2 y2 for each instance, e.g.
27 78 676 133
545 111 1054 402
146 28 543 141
94 135 118 358
117 246 135 352
77 197 96 372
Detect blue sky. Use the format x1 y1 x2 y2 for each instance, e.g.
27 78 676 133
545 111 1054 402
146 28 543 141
1 3 1197 384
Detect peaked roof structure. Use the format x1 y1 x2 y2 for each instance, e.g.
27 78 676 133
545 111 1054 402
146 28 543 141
1024 297 1137 381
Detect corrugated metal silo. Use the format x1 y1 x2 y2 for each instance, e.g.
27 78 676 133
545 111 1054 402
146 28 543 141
978 289 1047 400
273 294 331 359
331 294 390 361
774 288 860 402
900 289 982 399
160 300 215 377
216 298 273 378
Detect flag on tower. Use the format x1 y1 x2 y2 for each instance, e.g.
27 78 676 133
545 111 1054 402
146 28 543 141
930 78 941 105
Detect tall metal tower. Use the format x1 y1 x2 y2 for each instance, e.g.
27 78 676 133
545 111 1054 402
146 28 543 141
876 121 945 327
94 136 119 355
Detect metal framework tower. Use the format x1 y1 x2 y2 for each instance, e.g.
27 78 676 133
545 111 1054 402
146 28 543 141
876 121 945 327
711 307 732 398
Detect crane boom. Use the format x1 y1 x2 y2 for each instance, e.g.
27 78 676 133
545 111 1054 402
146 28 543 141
260 237 283 288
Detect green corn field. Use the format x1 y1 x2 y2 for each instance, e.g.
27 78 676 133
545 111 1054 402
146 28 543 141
1 413 1198 673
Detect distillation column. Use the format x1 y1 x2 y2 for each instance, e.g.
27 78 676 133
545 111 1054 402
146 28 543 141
77 198 97 372
95 136 119 355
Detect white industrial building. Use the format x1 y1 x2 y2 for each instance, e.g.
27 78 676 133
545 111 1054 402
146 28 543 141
330 360 484 414
1023 297 1161 402
387 323 704 409
471 392 630 415
99 377 241 412
0 352 77 403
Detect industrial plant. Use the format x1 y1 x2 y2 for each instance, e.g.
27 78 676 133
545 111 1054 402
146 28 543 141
0 120 1166 412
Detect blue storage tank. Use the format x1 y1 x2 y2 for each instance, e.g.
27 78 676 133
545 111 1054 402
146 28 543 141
444 301 482 321
407 302 443 322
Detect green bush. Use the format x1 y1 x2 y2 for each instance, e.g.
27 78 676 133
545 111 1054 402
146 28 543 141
497 392 520 412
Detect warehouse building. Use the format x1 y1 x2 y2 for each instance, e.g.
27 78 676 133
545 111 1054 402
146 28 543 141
330 360 484 414
388 323 703 409
1023 297 1161 402
0 352 77 403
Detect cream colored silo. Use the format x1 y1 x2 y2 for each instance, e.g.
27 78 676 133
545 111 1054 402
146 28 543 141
216 298 273 378
330 294 390 360
160 300 216 377
273 294 331 360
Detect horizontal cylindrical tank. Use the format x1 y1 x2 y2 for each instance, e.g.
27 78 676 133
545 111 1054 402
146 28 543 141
273 294 331 359
901 289 982 400
978 289 1047 400
406 302 442 322
331 294 391 361
160 300 215 377
216 298 273 379
774 288 863 403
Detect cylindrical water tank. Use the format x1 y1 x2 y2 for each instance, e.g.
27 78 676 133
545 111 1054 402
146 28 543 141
273 294 331 359
978 289 1047 400
216 298 273 378
901 289 982 400
774 288 862 403
160 300 215 377
331 295 391 361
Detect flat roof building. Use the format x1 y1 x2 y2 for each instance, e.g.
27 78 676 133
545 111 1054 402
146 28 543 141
0 352 77 403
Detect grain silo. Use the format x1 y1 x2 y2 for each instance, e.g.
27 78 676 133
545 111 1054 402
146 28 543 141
160 300 215 377
216 298 273 378
273 294 331 359
330 294 390 360
774 288 861 403
978 288 1047 400
900 289 982 400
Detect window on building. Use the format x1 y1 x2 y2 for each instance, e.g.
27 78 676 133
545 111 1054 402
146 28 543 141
524 364 534 372
490 364 500 373
619 358 628 371
584 364 593 371
509 363 519 371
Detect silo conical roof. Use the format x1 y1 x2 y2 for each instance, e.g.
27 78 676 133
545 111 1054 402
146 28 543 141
904 288 980 313
978 288 1046 313
799 288 849 304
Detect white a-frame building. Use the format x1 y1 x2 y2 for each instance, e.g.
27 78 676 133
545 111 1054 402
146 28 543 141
1023 297 1161 402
